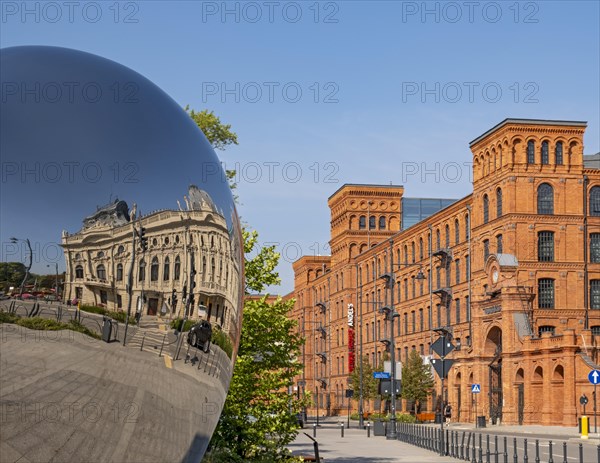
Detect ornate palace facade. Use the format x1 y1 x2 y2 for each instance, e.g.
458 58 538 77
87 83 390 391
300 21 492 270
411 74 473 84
61 186 241 337
289 119 600 426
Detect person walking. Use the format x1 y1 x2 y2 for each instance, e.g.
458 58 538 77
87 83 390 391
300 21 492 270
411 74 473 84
444 403 452 427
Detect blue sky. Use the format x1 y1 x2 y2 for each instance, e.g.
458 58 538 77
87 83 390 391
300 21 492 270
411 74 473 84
1 1 599 294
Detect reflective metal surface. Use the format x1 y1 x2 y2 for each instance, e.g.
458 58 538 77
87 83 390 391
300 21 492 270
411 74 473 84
0 46 243 462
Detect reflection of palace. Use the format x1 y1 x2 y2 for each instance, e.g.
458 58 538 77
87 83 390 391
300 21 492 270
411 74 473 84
61 185 241 336
289 119 600 426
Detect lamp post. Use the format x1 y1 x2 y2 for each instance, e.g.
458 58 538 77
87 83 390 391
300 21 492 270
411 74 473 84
10 237 32 298
379 238 426 440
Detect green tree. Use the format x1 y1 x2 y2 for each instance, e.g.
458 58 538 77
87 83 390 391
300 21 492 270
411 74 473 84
188 109 306 461
348 355 379 412
0 262 30 292
209 295 308 461
401 350 434 414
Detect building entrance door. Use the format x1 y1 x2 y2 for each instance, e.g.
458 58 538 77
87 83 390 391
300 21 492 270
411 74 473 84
148 297 158 316
517 383 524 425
489 358 502 424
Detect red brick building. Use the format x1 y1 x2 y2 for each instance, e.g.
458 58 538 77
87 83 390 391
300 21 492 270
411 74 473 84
288 119 600 426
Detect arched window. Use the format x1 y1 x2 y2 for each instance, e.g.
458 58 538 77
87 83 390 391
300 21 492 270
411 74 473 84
436 229 441 250
211 258 216 282
496 234 503 254
541 141 549 165
404 245 408 264
465 213 470 240
496 188 502 217
445 224 450 248
590 186 600 216
138 260 146 281
359 216 366 229
419 237 424 260
411 242 415 263
537 183 554 214
527 140 535 164
379 216 386 229
454 219 460 245
555 142 563 165
116 263 123 281
163 257 170 281
369 216 376 229
150 257 159 281
97 251 104 258
96 264 106 280
174 256 180 280
117 245 124 255
75 265 84 279
483 194 489 224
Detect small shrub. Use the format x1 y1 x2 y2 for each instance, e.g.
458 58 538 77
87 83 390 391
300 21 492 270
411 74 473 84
211 326 233 358
170 318 195 332
79 305 106 315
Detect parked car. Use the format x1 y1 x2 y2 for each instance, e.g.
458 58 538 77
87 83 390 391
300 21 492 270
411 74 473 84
187 320 212 353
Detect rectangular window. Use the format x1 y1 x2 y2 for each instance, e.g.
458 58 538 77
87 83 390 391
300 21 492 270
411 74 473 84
419 308 424 331
100 290 107 304
466 295 470 321
420 278 424 296
446 261 451 287
591 280 600 310
117 294 122 309
496 234 503 254
455 298 461 324
538 278 555 309
446 301 451 327
412 277 416 298
437 304 441 327
591 234 600 263
397 316 401 336
455 259 460 284
404 312 408 334
483 240 490 262
538 231 555 262
411 311 416 333
436 267 441 289
404 279 408 299
466 255 470 279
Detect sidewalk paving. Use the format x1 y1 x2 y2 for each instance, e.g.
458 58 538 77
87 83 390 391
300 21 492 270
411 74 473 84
288 417 600 463
288 419 461 463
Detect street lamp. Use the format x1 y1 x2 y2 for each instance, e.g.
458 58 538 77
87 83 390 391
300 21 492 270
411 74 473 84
378 238 426 440
10 237 32 298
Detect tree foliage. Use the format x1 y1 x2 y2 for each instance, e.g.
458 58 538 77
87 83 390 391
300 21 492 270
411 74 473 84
401 350 434 413
243 230 281 294
348 355 379 405
209 295 308 460
185 106 238 151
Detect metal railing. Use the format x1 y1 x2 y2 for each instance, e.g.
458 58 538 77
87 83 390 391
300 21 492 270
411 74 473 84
396 422 600 463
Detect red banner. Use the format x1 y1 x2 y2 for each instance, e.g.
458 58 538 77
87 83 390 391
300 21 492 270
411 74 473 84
348 327 355 372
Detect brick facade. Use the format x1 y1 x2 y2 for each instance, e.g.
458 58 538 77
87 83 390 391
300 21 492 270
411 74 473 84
288 119 600 426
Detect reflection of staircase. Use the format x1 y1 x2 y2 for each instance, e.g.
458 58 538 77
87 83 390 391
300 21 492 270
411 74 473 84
126 325 170 355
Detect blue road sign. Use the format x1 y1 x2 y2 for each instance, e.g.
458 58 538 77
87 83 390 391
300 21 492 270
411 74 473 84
373 372 391 379
471 384 481 393
589 370 600 385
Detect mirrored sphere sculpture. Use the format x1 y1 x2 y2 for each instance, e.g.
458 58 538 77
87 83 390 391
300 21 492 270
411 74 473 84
0 46 243 462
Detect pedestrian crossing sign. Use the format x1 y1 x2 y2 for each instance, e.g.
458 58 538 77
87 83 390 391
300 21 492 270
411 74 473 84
471 384 481 393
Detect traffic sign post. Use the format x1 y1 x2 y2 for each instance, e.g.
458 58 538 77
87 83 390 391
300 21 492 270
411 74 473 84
472 384 481 427
589 370 600 433
431 329 455 457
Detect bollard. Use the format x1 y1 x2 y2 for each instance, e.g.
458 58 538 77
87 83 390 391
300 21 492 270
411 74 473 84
367 422 371 438
479 433 483 463
472 439 477 463
451 430 455 457
446 428 450 456
582 416 589 439
513 437 518 463
461 431 466 460
340 423 344 438
563 442 567 463
313 423 317 438
455 431 459 457
467 432 472 461
524 438 529 463
597 444 600 463
578 443 583 463
486 434 490 463
503 436 508 463
535 439 540 463
494 435 499 463
548 440 553 463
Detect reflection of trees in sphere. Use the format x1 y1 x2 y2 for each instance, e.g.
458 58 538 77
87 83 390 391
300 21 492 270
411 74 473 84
1 46 243 462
